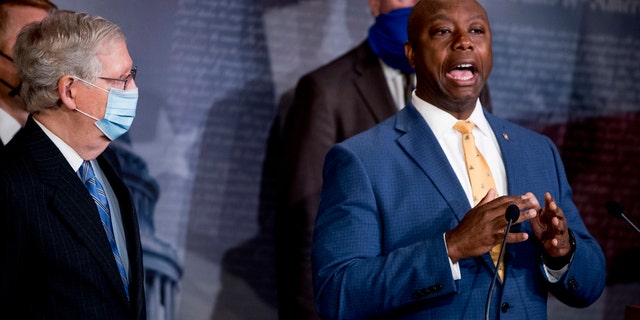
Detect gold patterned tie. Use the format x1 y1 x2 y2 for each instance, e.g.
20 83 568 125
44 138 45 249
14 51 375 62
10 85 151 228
453 120 504 281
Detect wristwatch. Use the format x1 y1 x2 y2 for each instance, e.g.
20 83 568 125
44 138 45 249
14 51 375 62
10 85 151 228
541 230 576 270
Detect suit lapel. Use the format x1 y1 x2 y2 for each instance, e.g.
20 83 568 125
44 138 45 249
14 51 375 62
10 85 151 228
23 118 130 301
353 41 398 123
486 113 529 269
394 104 471 221
397 109 533 282
485 112 526 196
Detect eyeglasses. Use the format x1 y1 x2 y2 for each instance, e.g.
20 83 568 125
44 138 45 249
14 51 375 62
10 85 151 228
0 51 14 62
98 66 137 90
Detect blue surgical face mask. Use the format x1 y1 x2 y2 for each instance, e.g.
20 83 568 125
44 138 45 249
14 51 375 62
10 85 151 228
367 7 415 74
73 76 138 141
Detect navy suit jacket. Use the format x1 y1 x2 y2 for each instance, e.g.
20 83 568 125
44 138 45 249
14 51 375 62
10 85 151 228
0 116 146 319
312 103 606 319
278 41 497 320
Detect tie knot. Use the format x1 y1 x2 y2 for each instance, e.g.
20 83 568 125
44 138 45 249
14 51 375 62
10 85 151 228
80 161 96 183
453 120 475 135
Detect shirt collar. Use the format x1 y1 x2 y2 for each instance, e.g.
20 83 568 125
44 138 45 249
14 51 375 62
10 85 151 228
412 94 490 137
33 117 85 172
0 107 21 145
379 58 404 78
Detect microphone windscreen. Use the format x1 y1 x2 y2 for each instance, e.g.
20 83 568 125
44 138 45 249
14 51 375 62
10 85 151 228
505 204 520 223
606 200 624 218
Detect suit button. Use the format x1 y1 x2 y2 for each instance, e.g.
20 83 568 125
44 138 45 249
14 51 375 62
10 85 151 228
412 284 442 298
568 277 579 290
501 302 510 313
412 288 426 298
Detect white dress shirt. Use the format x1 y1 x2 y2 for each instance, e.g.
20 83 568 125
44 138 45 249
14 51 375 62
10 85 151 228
0 107 21 145
412 94 507 203
33 118 130 279
380 59 415 110
410 93 567 281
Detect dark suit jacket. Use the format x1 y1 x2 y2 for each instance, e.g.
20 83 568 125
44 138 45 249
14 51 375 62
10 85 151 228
0 116 146 319
312 103 606 319
277 40 398 320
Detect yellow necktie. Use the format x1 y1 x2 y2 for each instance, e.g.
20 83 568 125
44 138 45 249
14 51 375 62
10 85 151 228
453 120 504 281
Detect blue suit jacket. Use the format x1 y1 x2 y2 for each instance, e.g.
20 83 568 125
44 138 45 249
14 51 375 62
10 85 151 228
0 116 146 319
312 103 606 319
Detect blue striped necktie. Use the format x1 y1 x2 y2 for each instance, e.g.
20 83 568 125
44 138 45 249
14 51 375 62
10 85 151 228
80 161 129 298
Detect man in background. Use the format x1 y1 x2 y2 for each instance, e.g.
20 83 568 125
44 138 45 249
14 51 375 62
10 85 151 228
0 0 56 149
0 10 146 318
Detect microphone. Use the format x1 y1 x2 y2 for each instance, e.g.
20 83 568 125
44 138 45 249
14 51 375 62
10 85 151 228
606 200 640 234
485 204 519 320
504 204 520 224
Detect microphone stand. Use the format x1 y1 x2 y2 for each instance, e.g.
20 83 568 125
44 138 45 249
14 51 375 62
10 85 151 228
606 200 640 234
620 215 640 233
485 205 519 320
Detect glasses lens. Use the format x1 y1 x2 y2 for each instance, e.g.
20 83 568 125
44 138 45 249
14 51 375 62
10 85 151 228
124 67 137 90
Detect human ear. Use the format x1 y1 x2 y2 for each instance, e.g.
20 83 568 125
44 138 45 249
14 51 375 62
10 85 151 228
404 41 415 68
57 75 79 110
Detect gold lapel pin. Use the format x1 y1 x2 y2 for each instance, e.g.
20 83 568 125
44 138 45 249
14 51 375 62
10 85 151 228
502 133 509 140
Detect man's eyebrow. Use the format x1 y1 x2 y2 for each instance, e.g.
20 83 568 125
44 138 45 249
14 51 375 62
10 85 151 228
427 13 488 24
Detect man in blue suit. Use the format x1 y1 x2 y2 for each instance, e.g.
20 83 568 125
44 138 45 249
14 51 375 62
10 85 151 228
312 0 606 319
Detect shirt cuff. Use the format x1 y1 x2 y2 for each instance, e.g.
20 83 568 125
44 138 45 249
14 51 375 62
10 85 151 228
443 233 461 280
541 230 576 283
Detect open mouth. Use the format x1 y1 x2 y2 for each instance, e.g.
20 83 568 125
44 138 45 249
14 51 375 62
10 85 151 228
447 64 476 81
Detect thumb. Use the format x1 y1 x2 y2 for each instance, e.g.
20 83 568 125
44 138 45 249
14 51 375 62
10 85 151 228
477 188 497 206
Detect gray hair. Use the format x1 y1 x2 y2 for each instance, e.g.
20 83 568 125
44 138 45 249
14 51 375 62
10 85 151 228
13 10 124 112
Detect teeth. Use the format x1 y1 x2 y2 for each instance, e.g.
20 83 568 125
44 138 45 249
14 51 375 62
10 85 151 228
449 63 474 80
452 74 473 81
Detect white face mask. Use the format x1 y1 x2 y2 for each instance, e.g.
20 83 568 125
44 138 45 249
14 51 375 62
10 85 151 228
73 76 138 140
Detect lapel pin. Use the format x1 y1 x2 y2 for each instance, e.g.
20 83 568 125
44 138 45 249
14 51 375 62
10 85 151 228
502 133 509 140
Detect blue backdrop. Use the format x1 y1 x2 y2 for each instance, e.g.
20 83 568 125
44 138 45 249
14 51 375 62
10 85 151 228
52 0 640 319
